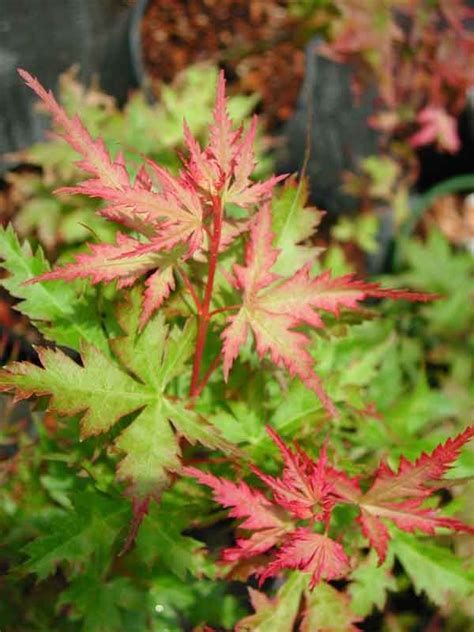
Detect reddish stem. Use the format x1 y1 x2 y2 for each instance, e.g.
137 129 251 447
119 497 150 556
176 264 201 311
192 352 222 399
189 195 223 397
208 304 240 317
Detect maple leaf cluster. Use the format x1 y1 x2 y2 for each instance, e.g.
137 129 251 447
221 204 434 416
0 58 472 632
185 425 474 589
322 0 474 153
18 68 283 328
17 68 434 416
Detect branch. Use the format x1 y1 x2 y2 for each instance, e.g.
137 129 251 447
189 195 223 397
176 264 201 312
192 352 222 399
209 304 241 317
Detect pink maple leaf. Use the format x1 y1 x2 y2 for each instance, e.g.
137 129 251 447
222 205 435 417
410 107 460 154
250 427 335 522
28 233 162 288
258 528 350 589
182 465 292 561
17 69 130 192
183 71 286 204
354 425 474 562
185 427 351 587
186 425 474 585
19 69 207 250
18 69 284 324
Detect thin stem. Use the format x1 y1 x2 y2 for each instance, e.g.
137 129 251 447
176 264 201 311
189 320 209 397
189 195 223 397
208 304 240 317
193 352 222 399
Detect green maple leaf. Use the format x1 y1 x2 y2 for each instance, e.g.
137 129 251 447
396 230 474 334
57 573 146 632
150 574 246 631
348 551 396 617
400 230 472 295
23 492 129 580
301 582 361 632
136 503 214 580
0 289 230 498
391 531 474 608
0 224 108 352
271 180 323 276
384 372 455 436
236 573 306 632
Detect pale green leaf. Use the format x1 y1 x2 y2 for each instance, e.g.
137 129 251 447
0 344 144 437
236 573 306 632
349 551 396 617
301 582 361 632
384 373 455 435
114 404 180 497
0 224 108 352
0 293 229 498
271 181 322 275
391 532 474 608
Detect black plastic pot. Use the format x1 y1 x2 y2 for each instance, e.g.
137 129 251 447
0 0 137 171
276 37 380 218
275 38 393 274
277 36 474 273
129 0 149 92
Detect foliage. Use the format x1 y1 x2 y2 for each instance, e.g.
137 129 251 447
321 0 474 154
0 68 473 632
317 0 474 260
3 64 262 254
185 424 474 588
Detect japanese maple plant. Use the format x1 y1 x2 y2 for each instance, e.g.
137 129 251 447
1 69 473 629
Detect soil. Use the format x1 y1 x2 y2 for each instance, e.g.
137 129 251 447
140 0 310 129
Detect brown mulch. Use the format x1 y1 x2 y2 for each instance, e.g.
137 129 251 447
140 0 312 129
